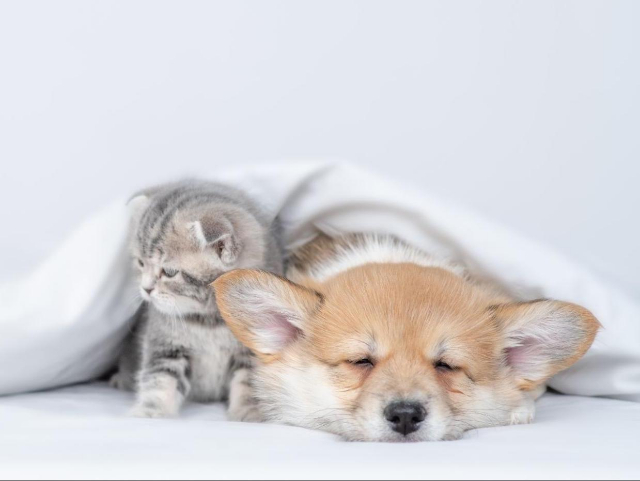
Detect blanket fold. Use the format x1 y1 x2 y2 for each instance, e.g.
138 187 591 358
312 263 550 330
2 162 638 400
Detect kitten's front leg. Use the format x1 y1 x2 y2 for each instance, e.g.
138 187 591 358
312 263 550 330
131 346 192 419
227 368 262 423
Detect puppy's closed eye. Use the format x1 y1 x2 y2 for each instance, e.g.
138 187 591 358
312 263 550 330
349 358 375 369
434 360 456 372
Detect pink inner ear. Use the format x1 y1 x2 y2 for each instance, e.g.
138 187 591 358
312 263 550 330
259 311 301 351
506 337 546 378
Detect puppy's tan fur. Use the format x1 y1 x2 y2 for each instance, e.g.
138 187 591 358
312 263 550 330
214 234 599 441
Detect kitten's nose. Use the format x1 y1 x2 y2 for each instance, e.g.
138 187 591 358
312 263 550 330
384 401 427 436
143 287 153 295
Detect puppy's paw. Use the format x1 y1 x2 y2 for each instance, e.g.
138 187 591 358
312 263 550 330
510 400 536 425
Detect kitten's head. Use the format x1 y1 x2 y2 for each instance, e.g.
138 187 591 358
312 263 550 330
128 192 265 316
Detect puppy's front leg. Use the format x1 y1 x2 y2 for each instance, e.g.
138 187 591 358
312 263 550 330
510 385 546 425
131 346 191 418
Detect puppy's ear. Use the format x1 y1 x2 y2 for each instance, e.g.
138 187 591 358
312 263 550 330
492 300 600 390
213 270 322 361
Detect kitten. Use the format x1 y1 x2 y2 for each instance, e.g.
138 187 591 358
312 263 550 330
110 180 283 420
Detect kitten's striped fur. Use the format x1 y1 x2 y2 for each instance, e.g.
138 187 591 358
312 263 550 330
110 180 283 420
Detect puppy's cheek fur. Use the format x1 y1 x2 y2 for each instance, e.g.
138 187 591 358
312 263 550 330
424 398 455 441
450 380 528 434
253 356 358 436
351 393 388 442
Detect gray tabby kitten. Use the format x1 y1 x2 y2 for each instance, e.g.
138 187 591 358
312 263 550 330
110 180 283 420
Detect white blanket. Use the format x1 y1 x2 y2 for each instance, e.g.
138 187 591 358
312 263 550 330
1 383 639 479
1 162 639 400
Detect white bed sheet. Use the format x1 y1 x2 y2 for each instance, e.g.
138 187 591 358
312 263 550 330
1 383 638 480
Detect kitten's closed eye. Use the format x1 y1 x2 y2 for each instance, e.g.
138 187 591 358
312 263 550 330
137 258 144 268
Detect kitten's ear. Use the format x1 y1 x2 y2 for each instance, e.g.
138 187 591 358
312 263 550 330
187 217 239 264
127 195 150 224
492 300 600 391
213 270 322 361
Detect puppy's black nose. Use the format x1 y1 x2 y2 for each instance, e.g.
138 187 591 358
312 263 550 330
384 401 426 436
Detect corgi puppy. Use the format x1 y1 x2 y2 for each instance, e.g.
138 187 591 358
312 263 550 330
213 234 599 442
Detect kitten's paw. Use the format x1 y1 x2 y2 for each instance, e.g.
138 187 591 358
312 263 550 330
129 403 174 419
109 372 126 391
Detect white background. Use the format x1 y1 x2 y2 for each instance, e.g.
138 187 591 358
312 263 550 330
1 1 638 297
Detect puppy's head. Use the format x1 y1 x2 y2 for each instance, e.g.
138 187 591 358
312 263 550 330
214 264 599 442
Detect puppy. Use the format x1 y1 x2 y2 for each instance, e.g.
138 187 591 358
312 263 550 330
213 233 599 442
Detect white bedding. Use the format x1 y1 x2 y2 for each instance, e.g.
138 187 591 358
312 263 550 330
2 162 640 480
1 383 639 480
2 162 639 400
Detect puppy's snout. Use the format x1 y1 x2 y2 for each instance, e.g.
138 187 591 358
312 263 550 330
384 401 427 436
